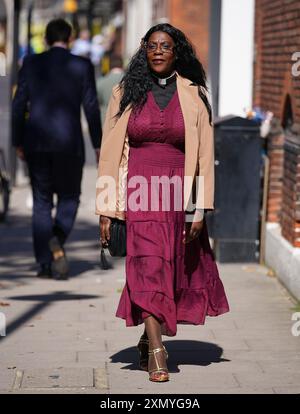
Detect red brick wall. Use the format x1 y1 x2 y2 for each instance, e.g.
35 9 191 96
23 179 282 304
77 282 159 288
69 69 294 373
253 0 300 123
168 0 210 71
254 0 300 247
281 131 300 247
265 122 285 223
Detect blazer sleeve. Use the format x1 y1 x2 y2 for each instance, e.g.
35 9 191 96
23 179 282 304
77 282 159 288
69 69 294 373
12 57 30 147
197 103 215 211
95 85 120 217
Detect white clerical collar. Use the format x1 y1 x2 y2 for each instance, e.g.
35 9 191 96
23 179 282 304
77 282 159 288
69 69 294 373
151 70 177 86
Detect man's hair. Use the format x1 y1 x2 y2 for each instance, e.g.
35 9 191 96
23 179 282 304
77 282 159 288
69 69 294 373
45 19 72 46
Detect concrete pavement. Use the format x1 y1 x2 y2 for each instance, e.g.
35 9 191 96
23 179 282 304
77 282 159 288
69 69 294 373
0 164 300 394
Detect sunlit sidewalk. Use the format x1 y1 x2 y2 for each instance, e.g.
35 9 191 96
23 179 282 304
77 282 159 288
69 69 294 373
0 166 300 394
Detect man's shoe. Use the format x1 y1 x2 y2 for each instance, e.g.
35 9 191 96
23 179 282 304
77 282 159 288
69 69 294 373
49 236 69 278
54 272 69 281
37 263 52 279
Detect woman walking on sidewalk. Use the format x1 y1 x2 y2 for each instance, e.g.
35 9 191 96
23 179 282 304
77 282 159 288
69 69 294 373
96 23 229 382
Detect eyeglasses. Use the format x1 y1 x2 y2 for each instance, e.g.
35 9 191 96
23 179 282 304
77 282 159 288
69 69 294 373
143 42 174 54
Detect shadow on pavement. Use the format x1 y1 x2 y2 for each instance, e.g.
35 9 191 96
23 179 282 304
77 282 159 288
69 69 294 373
110 340 230 373
0 291 102 340
0 213 115 281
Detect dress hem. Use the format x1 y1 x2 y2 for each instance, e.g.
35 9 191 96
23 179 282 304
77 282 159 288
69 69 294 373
115 285 230 337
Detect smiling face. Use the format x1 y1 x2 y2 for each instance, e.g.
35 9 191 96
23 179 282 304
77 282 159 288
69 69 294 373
146 31 176 77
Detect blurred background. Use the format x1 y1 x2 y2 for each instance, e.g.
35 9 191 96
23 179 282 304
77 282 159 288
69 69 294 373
0 0 300 395
0 0 300 301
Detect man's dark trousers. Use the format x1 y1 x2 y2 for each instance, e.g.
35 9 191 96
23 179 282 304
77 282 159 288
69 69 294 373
26 152 84 265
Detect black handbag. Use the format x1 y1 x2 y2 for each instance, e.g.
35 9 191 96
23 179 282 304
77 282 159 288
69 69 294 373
107 218 127 257
100 218 126 270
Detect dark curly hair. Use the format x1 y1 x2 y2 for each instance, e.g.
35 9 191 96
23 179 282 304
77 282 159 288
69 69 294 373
116 23 212 124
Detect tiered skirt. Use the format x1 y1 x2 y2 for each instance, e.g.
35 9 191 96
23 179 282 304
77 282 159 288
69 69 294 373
116 142 229 336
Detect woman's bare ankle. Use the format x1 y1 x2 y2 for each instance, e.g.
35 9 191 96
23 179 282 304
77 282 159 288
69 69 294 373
149 339 163 350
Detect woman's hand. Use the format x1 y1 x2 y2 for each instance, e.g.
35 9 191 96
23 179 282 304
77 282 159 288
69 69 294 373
183 220 204 244
100 215 112 247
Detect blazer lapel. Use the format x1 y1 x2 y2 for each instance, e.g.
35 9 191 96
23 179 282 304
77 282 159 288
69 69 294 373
100 103 132 168
176 73 199 211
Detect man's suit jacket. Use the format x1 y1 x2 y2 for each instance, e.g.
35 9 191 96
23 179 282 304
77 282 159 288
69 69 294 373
95 72 215 222
12 47 102 159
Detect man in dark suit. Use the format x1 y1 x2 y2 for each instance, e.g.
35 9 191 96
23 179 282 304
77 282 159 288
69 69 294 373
12 19 102 279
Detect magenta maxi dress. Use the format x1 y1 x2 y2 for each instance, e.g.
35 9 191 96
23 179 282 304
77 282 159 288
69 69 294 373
116 89 229 336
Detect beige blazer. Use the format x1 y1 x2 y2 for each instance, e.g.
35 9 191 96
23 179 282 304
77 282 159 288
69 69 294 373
95 71 215 221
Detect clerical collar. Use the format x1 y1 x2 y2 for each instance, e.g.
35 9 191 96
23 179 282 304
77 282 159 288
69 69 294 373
151 71 177 87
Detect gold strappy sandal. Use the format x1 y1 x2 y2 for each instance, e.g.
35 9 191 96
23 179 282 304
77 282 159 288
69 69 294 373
137 336 149 371
148 345 169 382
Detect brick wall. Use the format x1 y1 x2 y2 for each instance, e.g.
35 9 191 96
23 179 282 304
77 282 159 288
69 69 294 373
265 120 285 223
254 0 300 247
168 0 210 71
281 126 300 247
253 0 300 122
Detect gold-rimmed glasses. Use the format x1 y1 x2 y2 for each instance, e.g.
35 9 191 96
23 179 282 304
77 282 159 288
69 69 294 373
142 41 175 54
